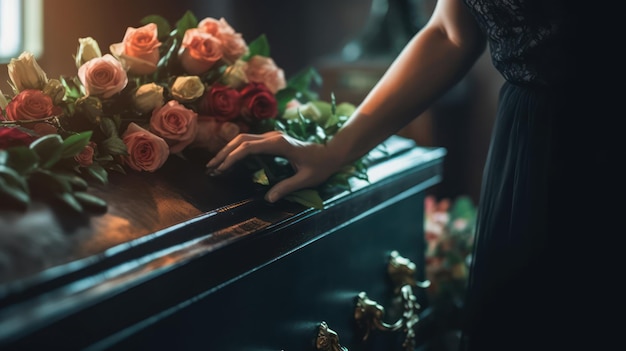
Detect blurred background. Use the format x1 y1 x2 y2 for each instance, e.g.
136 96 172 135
0 0 503 204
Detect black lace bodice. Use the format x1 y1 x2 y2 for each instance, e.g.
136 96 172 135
463 0 568 86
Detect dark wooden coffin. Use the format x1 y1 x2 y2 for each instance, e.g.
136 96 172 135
0 136 445 351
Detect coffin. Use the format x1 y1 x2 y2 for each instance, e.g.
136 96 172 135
0 135 445 350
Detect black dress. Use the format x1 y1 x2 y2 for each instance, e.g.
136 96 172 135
459 1 619 350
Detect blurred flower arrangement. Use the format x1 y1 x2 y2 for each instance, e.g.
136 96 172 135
424 195 476 305
0 11 368 213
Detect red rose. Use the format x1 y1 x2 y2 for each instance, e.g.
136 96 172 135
0 127 37 149
239 82 278 120
74 141 96 167
198 84 242 121
5 89 55 121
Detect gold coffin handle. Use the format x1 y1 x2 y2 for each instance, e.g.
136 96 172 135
316 321 348 351
354 250 430 351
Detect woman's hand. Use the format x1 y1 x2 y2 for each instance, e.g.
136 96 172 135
206 131 343 203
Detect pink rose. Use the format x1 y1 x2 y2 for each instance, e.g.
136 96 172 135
198 17 248 64
110 23 162 75
149 100 198 153
78 54 128 98
198 83 242 121
74 141 96 167
122 122 169 172
191 116 240 154
240 82 278 121
178 29 223 75
244 55 286 94
5 89 56 121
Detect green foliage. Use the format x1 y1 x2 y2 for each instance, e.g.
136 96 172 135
0 131 108 213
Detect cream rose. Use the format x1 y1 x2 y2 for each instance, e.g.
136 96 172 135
221 60 249 89
149 100 199 153
170 76 205 102
244 55 286 94
110 23 162 75
133 83 164 114
75 37 102 69
178 29 223 75
78 54 128 98
122 122 170 172
8 52 49 92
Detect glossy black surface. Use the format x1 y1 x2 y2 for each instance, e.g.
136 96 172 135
0 136 445 350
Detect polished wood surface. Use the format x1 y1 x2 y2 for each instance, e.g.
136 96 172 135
0 136 446 350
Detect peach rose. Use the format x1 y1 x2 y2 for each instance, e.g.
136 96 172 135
244 55 286 94
78 54 128 99
5 89 55 121
110 23 161 75
122 122 169 172
149 100 198 153
178 29 223 75
197 17 248 64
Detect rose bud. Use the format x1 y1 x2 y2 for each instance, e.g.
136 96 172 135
133 82 164 114
75 96 103 124
170 76 205 103
43 79 66 105
8 52 49 92
75 37 102 69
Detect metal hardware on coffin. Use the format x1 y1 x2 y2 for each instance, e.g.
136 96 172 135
354 250 430 351
315 321 348 351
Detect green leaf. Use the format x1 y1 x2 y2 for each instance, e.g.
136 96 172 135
56 192 83 213
30 134 64 169
284 189 325 210
140 15 171 40
28 169 72 197
175 11 198 39
5 146 39 174
55 173 89 191
0 177 30 210
245 34 271 59
73 191 108 213
252 169 269 186
99 117 118 138
100 136 128 156
0 164 28 192
86 163 109 184
61 131 93 158
286 66 322 95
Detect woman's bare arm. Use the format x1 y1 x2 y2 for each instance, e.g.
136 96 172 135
207 0 486 202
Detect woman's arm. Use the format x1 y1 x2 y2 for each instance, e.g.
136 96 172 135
328 0 486 164
207 0 486 202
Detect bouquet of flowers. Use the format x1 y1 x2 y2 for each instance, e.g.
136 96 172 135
423 195 476 305
0 11 369 214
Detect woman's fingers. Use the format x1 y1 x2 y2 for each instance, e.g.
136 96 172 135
206 131 287 174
